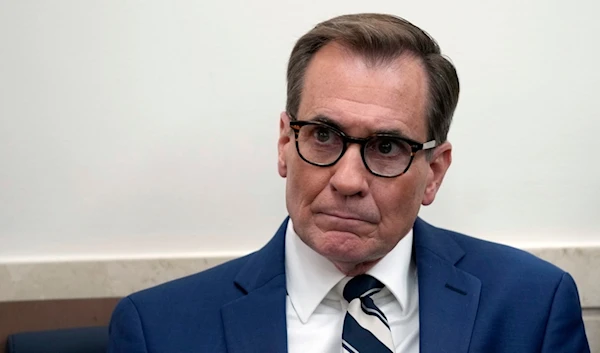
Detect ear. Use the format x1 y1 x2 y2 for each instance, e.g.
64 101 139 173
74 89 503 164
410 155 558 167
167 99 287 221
277 112 292 178
422 141 452 206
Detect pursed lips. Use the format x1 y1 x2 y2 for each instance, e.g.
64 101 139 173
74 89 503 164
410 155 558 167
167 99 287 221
315 210 378 224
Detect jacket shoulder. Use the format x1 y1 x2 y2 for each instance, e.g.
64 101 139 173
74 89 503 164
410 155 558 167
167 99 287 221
439 227 567 285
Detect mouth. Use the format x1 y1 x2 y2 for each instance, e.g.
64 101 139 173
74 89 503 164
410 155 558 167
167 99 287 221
316 211 376 224
313 212 376 234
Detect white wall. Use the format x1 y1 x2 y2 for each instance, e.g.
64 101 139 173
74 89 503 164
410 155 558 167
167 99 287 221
1 0 598 262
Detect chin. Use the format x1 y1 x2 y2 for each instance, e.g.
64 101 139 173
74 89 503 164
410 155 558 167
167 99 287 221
311 230 375 264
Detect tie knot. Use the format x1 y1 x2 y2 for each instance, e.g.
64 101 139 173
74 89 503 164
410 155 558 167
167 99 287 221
343 274 384 302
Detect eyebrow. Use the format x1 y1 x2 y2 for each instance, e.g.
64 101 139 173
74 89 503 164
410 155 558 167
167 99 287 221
308 114 416 140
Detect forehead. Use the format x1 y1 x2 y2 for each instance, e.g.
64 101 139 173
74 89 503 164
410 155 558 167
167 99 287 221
298 43 429 140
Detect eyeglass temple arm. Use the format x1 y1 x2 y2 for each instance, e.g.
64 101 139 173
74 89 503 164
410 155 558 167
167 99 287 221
422 140 437 150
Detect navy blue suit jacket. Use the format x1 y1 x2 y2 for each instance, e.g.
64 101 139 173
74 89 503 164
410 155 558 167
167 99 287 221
108 218 590 352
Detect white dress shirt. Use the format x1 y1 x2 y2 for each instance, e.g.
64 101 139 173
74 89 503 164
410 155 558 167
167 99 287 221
285 220 419 353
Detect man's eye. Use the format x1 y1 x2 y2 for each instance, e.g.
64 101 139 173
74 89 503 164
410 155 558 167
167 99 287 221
314 128 332 142
377 140 394 154
376 139 400 155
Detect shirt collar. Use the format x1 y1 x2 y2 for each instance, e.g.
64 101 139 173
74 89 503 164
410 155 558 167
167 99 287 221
285 220 345 323
366 228 415 311
285 219 415 323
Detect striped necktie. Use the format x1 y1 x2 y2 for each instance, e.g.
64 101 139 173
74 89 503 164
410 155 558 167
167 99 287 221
342 274 395 353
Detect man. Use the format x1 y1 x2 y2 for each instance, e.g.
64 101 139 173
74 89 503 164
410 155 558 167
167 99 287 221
108 13 590 352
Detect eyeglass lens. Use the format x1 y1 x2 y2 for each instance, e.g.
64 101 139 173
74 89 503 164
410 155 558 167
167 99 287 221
296 123 413 177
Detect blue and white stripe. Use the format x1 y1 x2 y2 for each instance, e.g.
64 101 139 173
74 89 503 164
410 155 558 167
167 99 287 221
342 275 395 353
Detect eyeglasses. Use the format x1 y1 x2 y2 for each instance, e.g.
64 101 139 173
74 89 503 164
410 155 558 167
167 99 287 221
289 119 436 178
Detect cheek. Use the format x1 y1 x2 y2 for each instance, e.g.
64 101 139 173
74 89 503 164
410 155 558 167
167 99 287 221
285 157 330 211
373 174 427 226
377 186 416 215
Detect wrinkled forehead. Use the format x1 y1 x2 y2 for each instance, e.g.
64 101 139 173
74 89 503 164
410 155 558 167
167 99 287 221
298 43 430 141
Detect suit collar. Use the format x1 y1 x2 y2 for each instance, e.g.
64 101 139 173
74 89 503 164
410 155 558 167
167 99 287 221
222 217 481 353
233 218 288 293
414 218 481 353
221 218 289 353
413 217 465 265
232 216 465 292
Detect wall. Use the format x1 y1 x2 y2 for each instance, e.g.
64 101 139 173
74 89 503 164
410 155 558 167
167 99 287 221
1 1 599 262
1 2 599 348
0 3 599 258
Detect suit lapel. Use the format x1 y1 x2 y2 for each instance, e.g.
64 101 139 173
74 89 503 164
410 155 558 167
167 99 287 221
221 276 287 353
414 218 481 353
221 219 289 353
220 217 481 353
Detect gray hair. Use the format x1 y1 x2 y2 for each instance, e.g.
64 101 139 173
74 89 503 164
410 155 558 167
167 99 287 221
286 13 460 145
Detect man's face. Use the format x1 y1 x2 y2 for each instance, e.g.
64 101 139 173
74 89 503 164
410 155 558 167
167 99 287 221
278 43 451 275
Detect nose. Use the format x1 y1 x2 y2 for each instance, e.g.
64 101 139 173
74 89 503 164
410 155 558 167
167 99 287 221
329 144 369 197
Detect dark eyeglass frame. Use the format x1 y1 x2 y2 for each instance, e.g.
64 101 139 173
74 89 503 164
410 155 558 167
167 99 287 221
288 118 437 178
